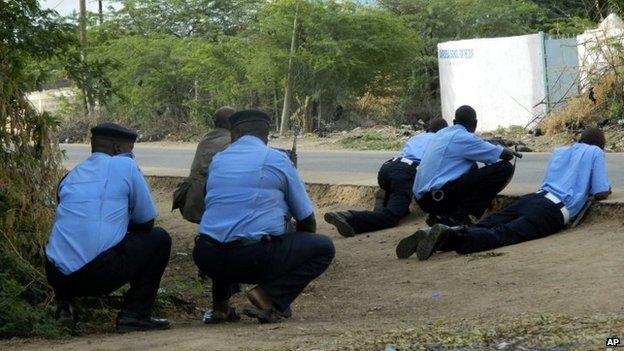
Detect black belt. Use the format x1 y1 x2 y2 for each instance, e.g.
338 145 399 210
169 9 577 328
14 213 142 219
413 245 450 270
386 157 419 167
196 234 272 249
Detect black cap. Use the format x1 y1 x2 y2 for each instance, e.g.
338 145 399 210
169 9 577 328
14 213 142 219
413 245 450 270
229 110 270 127
90 123 138 142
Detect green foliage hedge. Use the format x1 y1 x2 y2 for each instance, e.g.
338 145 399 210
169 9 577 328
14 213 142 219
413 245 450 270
0 0 71 338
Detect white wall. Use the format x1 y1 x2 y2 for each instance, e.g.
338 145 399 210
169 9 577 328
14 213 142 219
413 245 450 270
438 34 547 131
26 87 75 114
577 14 624 91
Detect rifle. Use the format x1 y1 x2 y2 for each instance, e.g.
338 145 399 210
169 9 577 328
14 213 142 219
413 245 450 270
569 197 594 228
291 124 300 168
273 124 300 168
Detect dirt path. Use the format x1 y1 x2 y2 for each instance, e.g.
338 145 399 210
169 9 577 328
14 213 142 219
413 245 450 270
4 185 624 351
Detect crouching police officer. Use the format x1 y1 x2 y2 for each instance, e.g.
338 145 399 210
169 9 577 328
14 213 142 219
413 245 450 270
413 105 519 226
398 127 611 260
193 110 335 324
45 123 172 332
324 118 448 237
173 107 235 223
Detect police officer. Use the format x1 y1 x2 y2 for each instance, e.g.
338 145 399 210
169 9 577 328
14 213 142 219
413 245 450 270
193 110 335 324
324 118 448 237
398 127 611 260
45 123 172 332
413 105 518 226
173 107 235 223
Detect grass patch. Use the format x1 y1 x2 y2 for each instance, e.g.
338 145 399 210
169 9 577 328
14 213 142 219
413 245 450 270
339 129 404 151
480 125 527 139
338 314 622 350
541 73 621 134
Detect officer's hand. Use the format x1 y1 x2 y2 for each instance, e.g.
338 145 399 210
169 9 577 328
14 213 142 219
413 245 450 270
128 219 155 233
500 148 521 161
296 214 317 233
594 187 611 201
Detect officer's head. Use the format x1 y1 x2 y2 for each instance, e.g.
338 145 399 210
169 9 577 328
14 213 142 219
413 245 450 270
453 105 478 133
426 118 448 133
579 127 606 149
90 123 137 156
214 106 235 130
229 110 271 144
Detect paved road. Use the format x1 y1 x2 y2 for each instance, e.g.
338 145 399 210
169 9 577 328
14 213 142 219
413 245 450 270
60 144 624 199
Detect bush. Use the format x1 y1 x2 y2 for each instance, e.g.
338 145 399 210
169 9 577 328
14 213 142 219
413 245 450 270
1 1 69 335
0 274 64 338
541 73 624 134
0 103 65 338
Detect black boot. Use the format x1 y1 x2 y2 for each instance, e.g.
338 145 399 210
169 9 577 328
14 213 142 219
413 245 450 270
416 224 461 261
324 211 356 237
396 229 429 259
55 301 76 330
116 311 171 333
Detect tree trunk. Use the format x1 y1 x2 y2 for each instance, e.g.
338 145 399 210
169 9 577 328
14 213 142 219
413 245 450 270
98 0 104 25
317 91 322 131
279 4 299 135
79 0 94 119
273 81 280 132
302 95 311 132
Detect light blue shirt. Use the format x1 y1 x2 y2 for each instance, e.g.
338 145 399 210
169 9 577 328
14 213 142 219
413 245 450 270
199 135 314 243
398 132 434 163
541 143 610 217
413 124 504 199
46 153 158 275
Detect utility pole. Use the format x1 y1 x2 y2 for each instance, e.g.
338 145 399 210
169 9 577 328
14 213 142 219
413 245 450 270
79 0 93 117
79 0 87 55
98 0 104 25
279 3 300 135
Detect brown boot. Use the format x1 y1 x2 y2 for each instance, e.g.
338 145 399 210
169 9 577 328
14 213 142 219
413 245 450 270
244 286 291 323
246 286 273 310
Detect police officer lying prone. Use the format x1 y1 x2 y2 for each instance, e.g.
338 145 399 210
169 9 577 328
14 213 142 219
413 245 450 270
397 127 611 261
413 105 521 227
45 123 172 332
193 110 336 324
324 118 448 237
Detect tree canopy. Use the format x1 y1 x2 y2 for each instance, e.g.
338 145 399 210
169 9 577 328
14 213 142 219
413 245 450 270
28 0 623 138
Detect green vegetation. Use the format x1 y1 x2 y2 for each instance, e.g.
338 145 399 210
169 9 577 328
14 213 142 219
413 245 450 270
340 314 624 350
3 0 624 340
481 125 528 139
339 129 405 151
0 0 72 338
44 0 624 140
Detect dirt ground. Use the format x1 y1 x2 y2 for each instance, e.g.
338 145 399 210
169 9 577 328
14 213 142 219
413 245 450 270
3 183 624 351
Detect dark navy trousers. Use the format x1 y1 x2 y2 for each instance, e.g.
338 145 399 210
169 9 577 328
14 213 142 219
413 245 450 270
349 159 416 234
417 160 514 219
193 232 335 313
46 227 172 316
456 193 566 254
